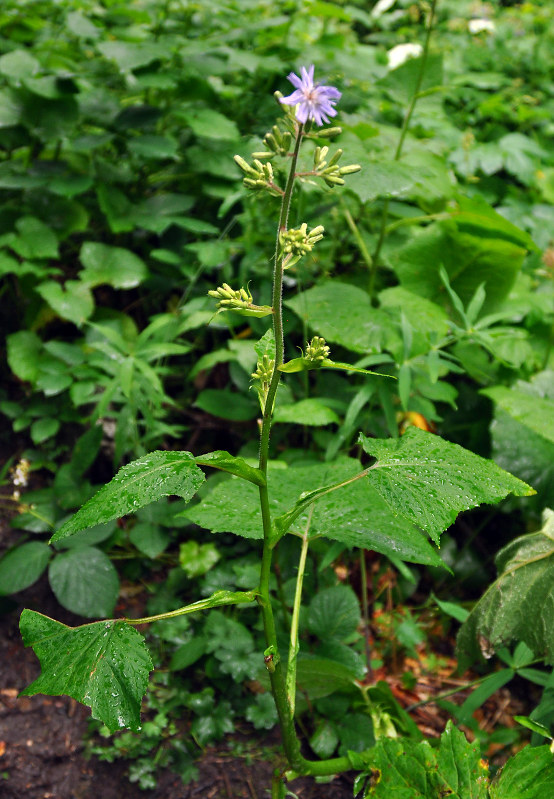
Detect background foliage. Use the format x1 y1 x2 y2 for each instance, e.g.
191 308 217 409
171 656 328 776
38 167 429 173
1 0 553 792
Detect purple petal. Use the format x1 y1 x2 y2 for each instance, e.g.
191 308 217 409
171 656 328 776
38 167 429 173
280 89 304 106
295 103 310 124
286 71 303 90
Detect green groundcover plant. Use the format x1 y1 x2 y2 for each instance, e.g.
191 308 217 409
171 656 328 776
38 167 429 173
14 23 554 792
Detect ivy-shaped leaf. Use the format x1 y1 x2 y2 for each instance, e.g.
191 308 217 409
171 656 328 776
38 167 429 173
457 509 554 667
51 451 205 543
359 427 533 543
20 610 152 732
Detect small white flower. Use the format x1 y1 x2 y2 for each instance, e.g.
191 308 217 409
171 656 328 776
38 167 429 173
371 0 397 18
468 19 496 35
387 43 423 70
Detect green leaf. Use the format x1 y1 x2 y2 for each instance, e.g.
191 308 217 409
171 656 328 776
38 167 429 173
490 745 554 799
0 49 40 80
245 693 278 730
310 720 339 759
127 135 179 160
273 399 340 426
80 242 148 289
286 280 397 354
279 357 387 377
359 427 533 543
296 657 358 699
129 522 169 559
194 451 265 486
0 542 51 594
194 389 258 421
434 722 489 798
483 384 554 446
13 216 59 259
97 40 169 71
36 280 94 325
360 721 489 799
180 108 240 140
457 509 554 667
30 417 60 444
51 452 205 543
48 547 119 618
0 88 22 126
187 459 445 567
347 160 418 203
456 669 515 725
179 541 220 578
488 373 554 512
392 197 534 312
6 330 42 382
169 637 207 671
20 610 152 732
308 586 361 641
513 717 553 740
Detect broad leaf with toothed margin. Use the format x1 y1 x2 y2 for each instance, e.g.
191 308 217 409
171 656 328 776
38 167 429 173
186 458 445 568
20 610 152 732
51 451 205 543
359 428 533 543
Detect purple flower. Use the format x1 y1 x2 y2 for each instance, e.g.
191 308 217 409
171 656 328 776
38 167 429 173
280 65 341 126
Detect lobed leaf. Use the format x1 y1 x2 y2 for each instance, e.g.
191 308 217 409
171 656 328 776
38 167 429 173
359 427 534 543
20 610 152 732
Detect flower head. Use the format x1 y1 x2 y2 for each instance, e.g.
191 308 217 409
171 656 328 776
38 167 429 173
280 65 341 126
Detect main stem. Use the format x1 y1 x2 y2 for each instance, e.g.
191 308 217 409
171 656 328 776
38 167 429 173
257 123 305 772
255 123 375 781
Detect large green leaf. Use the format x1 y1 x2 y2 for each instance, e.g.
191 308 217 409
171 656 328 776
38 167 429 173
0 542 51 594
359 428 533 543
357 722 488 799
51 452 205 543
36 280 94 325
273 399 340 426
490 745 554 798
483 383 554 446
79 242 148 289
307 586 361 641
296 657 358 700
48 547 119 618
457 509 554 667
285 281 398 354
186 459 445 567
20 610 152 732
391 197 534 311
6 330 42 382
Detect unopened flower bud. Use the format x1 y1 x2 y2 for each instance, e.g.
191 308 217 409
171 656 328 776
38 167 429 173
305 336 331 363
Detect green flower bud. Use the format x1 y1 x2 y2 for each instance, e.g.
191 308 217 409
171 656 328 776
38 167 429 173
305 336 331 363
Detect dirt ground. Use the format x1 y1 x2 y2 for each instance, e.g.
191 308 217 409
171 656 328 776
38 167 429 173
0 576 356 799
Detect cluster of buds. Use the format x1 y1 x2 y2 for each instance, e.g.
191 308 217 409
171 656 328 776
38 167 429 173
312 146 361 187
279 223 325 269
208 283 253 310
252 124 293 159
305 336 331 363
233 155 283 197
251 354 275 413
208 283 273 318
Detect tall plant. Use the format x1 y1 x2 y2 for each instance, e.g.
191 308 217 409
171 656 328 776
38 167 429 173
17 64 552 797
